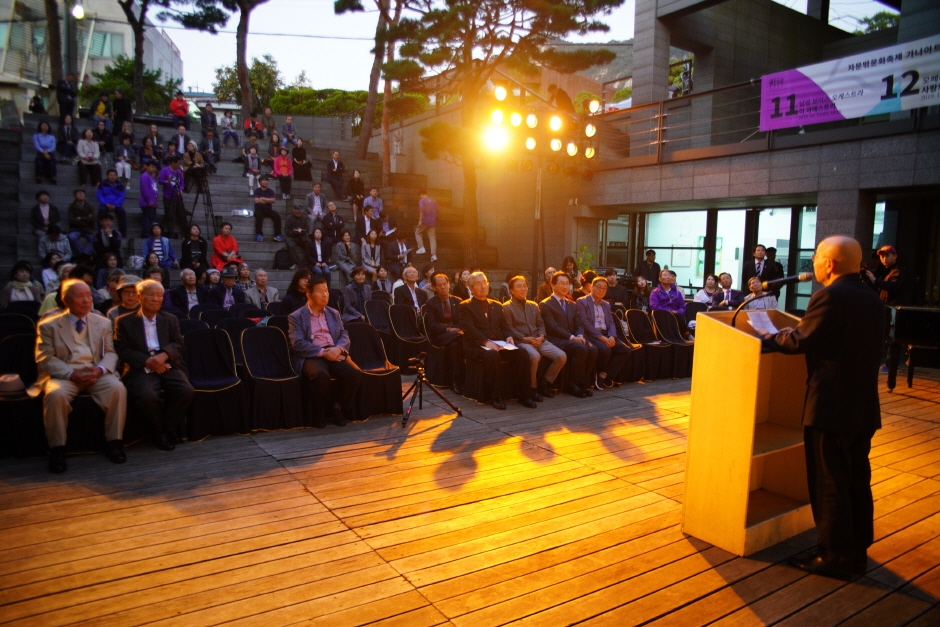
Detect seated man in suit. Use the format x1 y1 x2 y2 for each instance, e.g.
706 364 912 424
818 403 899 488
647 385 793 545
355 204 377 246
386 233 412 281
114 279 195 451
539 271 596 398
710 272 745 311
244 268 280 309
288 275 363 427
459 272 535 410
576 276 636 389
503 275 567 401
394 266 427 312
170 268 209 314
423 272 465 394
208 265 246 309
36 279 127 473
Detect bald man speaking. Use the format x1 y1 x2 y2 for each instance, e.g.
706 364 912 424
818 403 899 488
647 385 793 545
763 235 884 580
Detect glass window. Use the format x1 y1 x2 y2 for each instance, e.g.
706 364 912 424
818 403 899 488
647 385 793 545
604 216 630 269
0 24 7 50
9 22 26 52
794 206 817 311
715 209 746 289
80 31 125 59
646 210 707 290
756 207 791 309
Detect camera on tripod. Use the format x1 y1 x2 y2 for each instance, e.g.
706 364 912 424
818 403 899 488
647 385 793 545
406 353 426 369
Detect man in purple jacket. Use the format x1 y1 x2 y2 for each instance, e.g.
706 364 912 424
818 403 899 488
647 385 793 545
649 269 686 316
158 156 186 239
415 189 439 262
97 169 127 237
139 161 159 238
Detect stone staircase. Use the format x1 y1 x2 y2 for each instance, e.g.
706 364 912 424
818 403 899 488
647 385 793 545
5 114 499 293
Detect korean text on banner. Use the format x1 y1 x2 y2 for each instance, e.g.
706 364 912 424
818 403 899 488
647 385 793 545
760 34 940 132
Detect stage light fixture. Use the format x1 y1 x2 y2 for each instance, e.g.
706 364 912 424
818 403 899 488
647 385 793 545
521 159 533 172
549 115 562 132
550 138 562 152
525 137 536 150
588 99 600 114
566 141 578 156
581 167 595 181
585 123 596 138
547 161 560 174
491 109 504 124
564 165 579 177
585 146 596 159
494 85 508 101
72 1 85 18
483 126 509 152
510 112 522 127
526 113 538 128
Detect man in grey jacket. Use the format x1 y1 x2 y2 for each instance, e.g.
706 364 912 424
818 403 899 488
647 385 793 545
502 275 567 400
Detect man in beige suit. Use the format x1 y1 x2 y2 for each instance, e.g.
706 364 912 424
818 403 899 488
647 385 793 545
36 279 127 473
244 268 280 309
502 275 567 400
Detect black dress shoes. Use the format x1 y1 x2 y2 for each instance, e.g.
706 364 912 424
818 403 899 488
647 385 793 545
531 390 544 403
519 397 538 409
48 447 67 474
156 433 176 451
453 384 463 396
789 554 856 581
106 440 126 464
539 383 556 398
569 385 590 398
491 397 507 410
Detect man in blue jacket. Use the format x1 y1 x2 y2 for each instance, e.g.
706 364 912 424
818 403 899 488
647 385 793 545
97 169 127 237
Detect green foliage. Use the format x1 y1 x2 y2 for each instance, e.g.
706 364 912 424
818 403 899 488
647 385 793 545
857 11 900 34
669 57 691 89
213 54 284 112
270 88 369 116
419 120 466 165
612 86 632 101
78 56 181 114
574 245 595 272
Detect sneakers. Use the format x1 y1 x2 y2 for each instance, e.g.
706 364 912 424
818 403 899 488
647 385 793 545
273 235 284 242
416 247 427 255
255 234 263 242
248 190 254 196
879 364 890 374
430 254 438 262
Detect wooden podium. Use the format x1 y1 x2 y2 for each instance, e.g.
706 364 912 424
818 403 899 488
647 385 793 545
682 310 814 556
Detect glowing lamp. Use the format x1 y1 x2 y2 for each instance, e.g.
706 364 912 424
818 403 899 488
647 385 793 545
566 142 578 156
585 123 596 138
550 138 562 152
549 115 562 132
510 112 522 127
491 109 504 124
72 2 85 18
525 137 536 150
494 85 508 101
526 113 538 128
585 146 596 159
588 99 600 114
483 126 509 152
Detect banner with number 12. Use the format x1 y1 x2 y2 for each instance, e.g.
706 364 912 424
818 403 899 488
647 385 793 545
759 34 940 132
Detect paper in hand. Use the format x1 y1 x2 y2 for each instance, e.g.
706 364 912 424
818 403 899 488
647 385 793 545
747 311 779 335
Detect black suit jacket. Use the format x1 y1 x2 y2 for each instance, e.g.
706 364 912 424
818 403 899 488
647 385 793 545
394 284 427 310
423 295 462 343
305 240 332 266
326 159 345 177
114 310 188 375
355 214 377 243
459 297 510 351
208 284 246 308
385 239 412 266
539 295 584 341
710 289 745 310
322 212 346 242
765 274 883 432
30 203 61 232
742 258 779 286
58 125 78 150
169 285 209 312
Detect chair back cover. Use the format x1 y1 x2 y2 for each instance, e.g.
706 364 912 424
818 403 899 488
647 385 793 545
626 309 659 344
183 329 240 389
370 290 392 304
200 308 234 327
685 301 708 323
652 310 685 343
0 313 37 342
266 315 289 338
266 301 288 316
389 304 426 341
4 300 40 320
364 300 393 333
329 288 344 313
240 308 268 319
0 334 39 386
189 303 222 320
242 326 297 379
347 322 394 371
233 302 256 317
217 317 257 365
178 319 209 337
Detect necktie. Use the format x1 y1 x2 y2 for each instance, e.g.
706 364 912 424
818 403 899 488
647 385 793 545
75 319 85 333
725 290 730 302
443 298 451 323
561 298 567 314
756 262 762 275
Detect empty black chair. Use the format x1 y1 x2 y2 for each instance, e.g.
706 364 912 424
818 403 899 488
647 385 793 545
179 319 209 337
346 323 403 421
686 301 708 325
241 308 269 319
421 309 455 388
370 290 392 304
625 309 674 380
0 334 45 456
4 300 40 320
609 311 645 383
266 301 288 316
364 299 394 361
0 313 36 342
266 315 290 339
189 303 222 320
241 326 305 431
217 317 258 366
200 308 233 328
233 302 257 317
652 310 694 378
388 304 430 373
183 329 250 441
329 288 344 313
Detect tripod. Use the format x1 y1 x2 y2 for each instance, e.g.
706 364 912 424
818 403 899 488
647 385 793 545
186 171 217 237
401 352 462 427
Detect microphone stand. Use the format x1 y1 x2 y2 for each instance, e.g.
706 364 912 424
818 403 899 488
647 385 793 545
731 293 777 328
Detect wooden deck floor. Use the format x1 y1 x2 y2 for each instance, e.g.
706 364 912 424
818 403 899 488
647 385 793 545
1 371 939 626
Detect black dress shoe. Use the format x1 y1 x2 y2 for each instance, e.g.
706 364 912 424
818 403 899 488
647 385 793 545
603 375 614 388
585 387 593 397
531 390 544 403
453 385 463 395
789 555 855 581
106 440 127 464
539 384 556 398
519 397 538 409
331 416 348 426
48 447 67 474
569 385 589 398
156 433 176 451
491 398 507 410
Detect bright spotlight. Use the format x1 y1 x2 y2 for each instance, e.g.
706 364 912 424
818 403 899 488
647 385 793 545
71 2 85 18
566 142 578 156
494 85 508 101
526 113 538 129
483 126 509 152
510 112 522 127
525 137 536 150
588 99 600 114
585 123 596 138
491 109 504 124
549 115 562 132
585 146 596 159
550 138 562 152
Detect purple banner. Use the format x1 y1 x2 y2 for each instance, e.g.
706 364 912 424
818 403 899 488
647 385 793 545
760 70 846 132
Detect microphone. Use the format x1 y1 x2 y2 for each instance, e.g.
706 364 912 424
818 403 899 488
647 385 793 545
762 272 813 291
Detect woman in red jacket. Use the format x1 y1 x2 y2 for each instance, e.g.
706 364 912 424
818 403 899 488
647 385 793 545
211 222 243 270
272 146 294 199
169 91 190 130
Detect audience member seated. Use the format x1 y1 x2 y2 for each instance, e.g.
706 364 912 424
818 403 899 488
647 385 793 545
93 120 113 167
162 143 181 166
243 112 263 138
97 168 127 236
394 267 427 312
281 115 297 147
418 263 437 300
96 268 123 313
199 130 220 174
695 274 720 305
170 91 190 130
284 205 308 270
539 271 596 398
39 225 71 261
361 229 382 280
107 274 140 323
211 222 243 270
58 115 79 161
363 186 383 218
144 262 167 288
204 268 220 288
244 145 263 196
322 202 345 250
77 129 102 186
264 133 280 168
113 135 136 187
452 269 471 301
373 266 393 293
182 141 205 187
260 107 277 138
424 272 465 393
342 267 371 323
272 147 293 199
577 276 635 389
710 272 745 311
602 269 627 310
572 270 596 300
355 204 377 245
209 266 246 309
93 214 122 267
143 224 180 271
31 190 61 243
1 260 43 308
561 256 579 286
244 268 279 309
291 138 312 185
234 263 255 292
169 268 208 314
288 275 363 427
630 275 651 311
41 254 64 291
306 228 331 280
170 124 191 157
497 271 515 303
325 150 345 199
91 91 113 131
115 279 195 451
282 268 311 315
199 103 218 138
377 210 397 242
503 275 566 400
34 121 57 184
346 170 365 221
220 110 239 147
138 138 159 167
742 276 778 310
37 279 127 473
181 224 209 272
306 183 327 230
459 272 535 410
385 233 412 281
143 124 164 153
253 176 283 243
332 231 357 284
95 253 120 289
650 269 686 316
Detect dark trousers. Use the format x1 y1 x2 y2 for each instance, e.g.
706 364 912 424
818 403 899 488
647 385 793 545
552 338 597 388
173 115 190 130
804 426 876 565
78 162 101 186
163 196 187 237
125 369 195 437
587 335 633 380
301 356 363 425
439 332 466 386
140 206 157 238
326 174 343 199
35 153 57 180
99 206 127 237
286 238 306 267
277 175 292 195
254 206 282 236
467 344 530 401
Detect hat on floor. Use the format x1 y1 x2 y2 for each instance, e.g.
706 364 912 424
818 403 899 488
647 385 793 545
0 374 26 399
